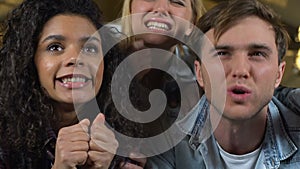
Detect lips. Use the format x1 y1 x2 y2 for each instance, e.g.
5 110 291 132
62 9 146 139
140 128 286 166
228 85 252 101
144 17 172 33
56 74 92 89
145 21 171 31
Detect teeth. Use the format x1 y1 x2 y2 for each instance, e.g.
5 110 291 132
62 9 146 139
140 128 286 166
146 21 170 31
61 77 86 83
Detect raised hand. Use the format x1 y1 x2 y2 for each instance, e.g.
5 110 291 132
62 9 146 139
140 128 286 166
86 113 119 169
52 119 90 169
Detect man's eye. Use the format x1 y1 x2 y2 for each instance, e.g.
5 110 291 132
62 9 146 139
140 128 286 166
47 44 64 52
216 51 228 57
250 51 266 57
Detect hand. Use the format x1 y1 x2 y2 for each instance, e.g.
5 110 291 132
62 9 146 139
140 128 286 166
86 113 119 169
120 152 147 169
52 119 90 169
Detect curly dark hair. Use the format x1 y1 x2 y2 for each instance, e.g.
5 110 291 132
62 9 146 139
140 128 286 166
0 0 141 168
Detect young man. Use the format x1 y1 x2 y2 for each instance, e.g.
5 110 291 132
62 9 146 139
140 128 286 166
146 0 300 168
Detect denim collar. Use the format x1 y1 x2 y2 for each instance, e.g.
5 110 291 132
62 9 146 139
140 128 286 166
262 100 297 168
176 95 212 149
177 96 298 167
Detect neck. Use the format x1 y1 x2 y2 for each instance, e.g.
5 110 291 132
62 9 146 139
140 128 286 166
212 107 268 155
54 102 79 130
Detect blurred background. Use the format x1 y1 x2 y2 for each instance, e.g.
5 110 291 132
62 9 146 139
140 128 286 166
1 0 299 87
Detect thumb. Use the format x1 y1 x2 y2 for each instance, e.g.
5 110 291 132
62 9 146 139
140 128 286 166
79 118 90 133
92 113 105 126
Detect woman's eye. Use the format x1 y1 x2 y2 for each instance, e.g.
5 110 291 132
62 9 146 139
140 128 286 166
47 43 64 52
82 45 99 54
171 0 185 6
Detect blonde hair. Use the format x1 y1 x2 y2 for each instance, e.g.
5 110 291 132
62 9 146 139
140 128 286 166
120 0 206 50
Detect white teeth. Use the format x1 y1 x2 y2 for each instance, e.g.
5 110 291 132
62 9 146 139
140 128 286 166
146 21 170 31
61 77 86 83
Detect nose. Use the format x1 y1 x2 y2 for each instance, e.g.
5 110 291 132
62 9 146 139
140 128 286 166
65 58 84 67
230 55 250 79
153 0 170 16
63 48 84 67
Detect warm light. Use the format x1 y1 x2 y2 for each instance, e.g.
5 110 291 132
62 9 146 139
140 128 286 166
296 49 300 70
264 0 288 7
298 26 300 43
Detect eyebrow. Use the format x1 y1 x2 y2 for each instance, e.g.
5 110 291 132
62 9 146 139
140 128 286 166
80 36 101 43
209 43 273 53
248 43 272 53
41 35 101 44
208 45 232 54
41 35 65 43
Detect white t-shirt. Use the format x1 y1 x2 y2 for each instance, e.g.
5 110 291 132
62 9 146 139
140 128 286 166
217 142 266 169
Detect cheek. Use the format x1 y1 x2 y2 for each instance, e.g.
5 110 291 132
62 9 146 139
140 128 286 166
131 1 148 13
183 11 193 21
35 58 57 86
256 66 276 79
38 61 56 78
94 61 104 92
173 7 193 21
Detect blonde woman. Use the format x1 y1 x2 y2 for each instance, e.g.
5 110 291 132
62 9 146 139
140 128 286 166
106 0 206 168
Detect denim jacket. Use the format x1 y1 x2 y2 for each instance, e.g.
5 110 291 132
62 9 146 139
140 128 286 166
146 96 300 169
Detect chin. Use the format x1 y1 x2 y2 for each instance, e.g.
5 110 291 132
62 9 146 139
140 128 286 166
143 34 175 47
72 96 94 104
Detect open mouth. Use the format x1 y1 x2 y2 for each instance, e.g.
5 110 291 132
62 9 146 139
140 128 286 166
228 86 251 100
145 21 171 32
232 88 248 95
56 74 92 88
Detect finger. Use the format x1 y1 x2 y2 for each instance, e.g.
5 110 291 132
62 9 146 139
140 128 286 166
90 113 118 154
57 127 90 143
58 132 90 143
90 113 115 143
56 140 89 152
87 150 115 168
53 150 88 168
92 113 105 127
79 118 90 133
59 118 90 134
91 113 116 144
89 137 118 154
67 151 89 166
90 126 115 142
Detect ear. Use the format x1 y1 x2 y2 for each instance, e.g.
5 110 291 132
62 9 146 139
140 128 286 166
274 61 286 88
194 60 204 88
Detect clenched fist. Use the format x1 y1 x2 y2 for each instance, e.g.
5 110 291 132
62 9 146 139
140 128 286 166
51 113 118 169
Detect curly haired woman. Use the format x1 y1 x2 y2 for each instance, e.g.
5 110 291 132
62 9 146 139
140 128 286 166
0 0 142 168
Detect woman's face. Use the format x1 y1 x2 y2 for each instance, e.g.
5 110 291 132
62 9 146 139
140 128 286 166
130 0 193 49
35 14 104 105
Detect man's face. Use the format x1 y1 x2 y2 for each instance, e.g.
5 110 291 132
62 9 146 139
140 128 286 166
195 16 285 121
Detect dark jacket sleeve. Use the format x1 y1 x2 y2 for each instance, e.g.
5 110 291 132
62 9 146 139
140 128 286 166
274 86 300 114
